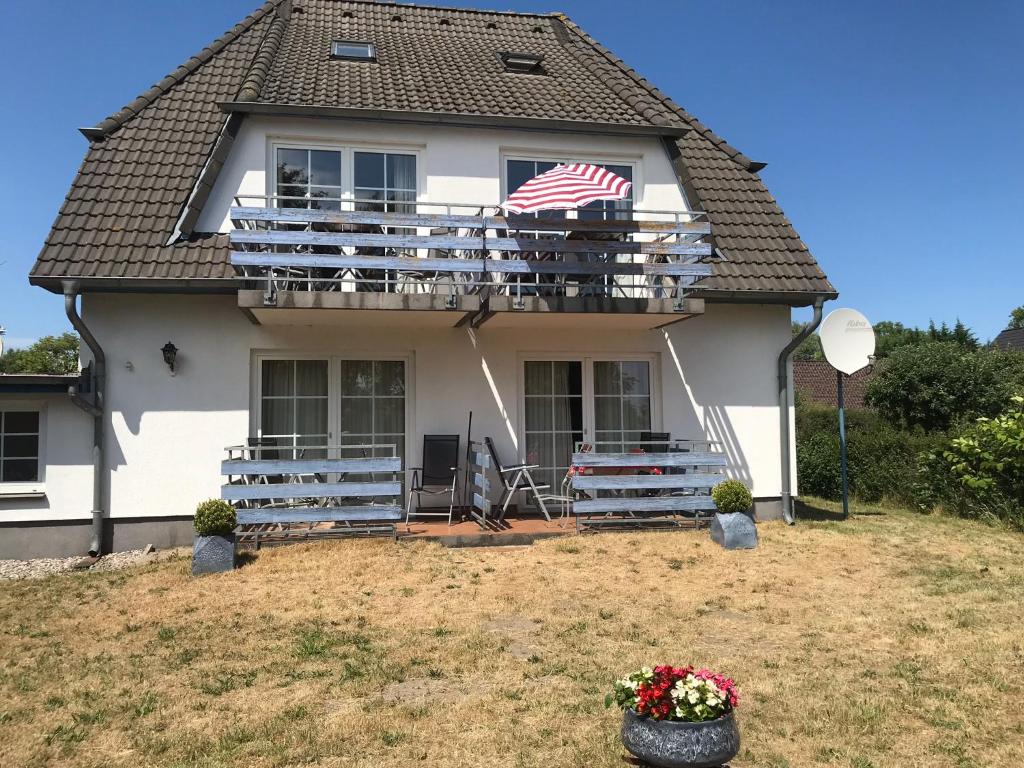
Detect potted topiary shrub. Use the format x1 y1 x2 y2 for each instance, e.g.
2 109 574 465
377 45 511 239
607 665 740 768
191 499 237 575
710 479 758 549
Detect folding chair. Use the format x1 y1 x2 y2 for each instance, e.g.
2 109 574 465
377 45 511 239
405 434 461 527
484 437 557 522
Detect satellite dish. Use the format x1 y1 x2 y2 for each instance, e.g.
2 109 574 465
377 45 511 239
819 308 875 375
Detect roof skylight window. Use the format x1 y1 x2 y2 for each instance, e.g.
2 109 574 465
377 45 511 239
499 51 545 75
331 40 376 61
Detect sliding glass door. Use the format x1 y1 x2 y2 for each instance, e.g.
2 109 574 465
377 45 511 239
257 358 406 465
524 361 584 490
259 360 329 458
522 358 654 489
338 360 406 460
593 361 651 453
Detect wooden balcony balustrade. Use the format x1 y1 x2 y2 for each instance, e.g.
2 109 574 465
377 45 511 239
229 198 714 318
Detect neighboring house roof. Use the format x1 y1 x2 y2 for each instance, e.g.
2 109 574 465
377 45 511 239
0 374 82 395
993 327 1024 351
793 360 873 409
30 0 836 303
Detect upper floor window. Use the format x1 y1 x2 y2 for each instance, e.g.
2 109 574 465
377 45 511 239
354 152 416 214
1 410 39 483
505 159 634 220
507 159 560 221
579 163 634 222
275 148 342 210
272 147 417 214
331 41 376 61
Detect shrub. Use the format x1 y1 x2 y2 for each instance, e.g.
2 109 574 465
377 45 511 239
712 479 752 513
865 342 1024 432
194 499 236 537
917 396 1024 530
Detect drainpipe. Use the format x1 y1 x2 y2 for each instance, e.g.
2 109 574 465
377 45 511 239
778 297 825 524
62 281 106 556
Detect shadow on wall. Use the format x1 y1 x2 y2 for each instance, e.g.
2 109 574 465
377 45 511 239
703 404 752 488
660 327 758 486
466 327 519 454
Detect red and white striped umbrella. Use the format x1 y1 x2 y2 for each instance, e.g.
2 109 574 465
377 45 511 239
501 163 632 214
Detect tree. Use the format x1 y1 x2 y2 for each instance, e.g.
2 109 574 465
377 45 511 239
864 341 1024 432
873 321 926 358
0 333 80 375
1009 306 1024 330
791 322 823 360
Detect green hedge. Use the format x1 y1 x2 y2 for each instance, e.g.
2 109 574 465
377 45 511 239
797 393 1023 530
796 400 943 505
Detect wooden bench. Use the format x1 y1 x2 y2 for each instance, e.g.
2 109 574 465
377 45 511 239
221 455 403 546
570 450 725 532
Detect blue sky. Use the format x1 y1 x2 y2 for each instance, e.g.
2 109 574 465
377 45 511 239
1 0 1021 349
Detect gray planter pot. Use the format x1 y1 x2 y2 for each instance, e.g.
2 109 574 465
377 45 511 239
710 511 758 550
192 533 236 575
621 708 740 768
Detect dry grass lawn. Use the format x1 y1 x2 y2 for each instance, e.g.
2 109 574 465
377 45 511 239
1 500 1023 768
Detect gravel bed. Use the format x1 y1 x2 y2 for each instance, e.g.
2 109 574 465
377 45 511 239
0 547 190 581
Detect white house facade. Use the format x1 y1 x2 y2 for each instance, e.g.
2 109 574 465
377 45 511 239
3 0 835 557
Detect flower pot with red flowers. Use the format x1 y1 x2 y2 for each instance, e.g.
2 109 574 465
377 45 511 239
606 665 740 768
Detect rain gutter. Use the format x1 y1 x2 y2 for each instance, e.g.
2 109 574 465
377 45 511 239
778 296 826 524
62 281 106 556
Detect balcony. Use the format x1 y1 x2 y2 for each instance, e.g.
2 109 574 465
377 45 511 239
229 196 713 328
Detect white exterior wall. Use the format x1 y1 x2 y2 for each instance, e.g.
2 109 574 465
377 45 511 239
9 117 800 525
197 116 693 232
0 394 93 522
75 294 789 520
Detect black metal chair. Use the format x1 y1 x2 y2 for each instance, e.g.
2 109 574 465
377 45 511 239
405 434 460 527
639 431 670 453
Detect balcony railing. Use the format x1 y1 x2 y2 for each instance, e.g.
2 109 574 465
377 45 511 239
229 195 713 311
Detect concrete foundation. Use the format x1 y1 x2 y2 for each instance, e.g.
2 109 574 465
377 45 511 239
0 517 194 559
752 497 784 521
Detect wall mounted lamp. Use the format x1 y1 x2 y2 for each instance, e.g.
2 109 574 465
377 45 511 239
161 342 178 374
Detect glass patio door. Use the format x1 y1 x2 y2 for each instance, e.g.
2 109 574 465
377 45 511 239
338 360 406 461
259 360 330 458
593 361 651 452
523 361 584 490
523 359 653 490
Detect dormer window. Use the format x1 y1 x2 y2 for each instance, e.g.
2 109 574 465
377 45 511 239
499 51 545 75
331 40 376 61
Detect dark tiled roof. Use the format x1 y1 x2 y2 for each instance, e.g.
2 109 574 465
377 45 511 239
31 2 277 282
30 0 835 300
256 1 682 127
793 360 873 409
993 328 1024 351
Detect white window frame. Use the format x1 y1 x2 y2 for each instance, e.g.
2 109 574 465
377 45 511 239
0 402 46 497
250 351 415 471
267 140 424 208
515 352 661 453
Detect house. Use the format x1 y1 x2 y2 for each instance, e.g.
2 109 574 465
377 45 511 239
4 0 835 558
993 327 1024 352
793 360 873 409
